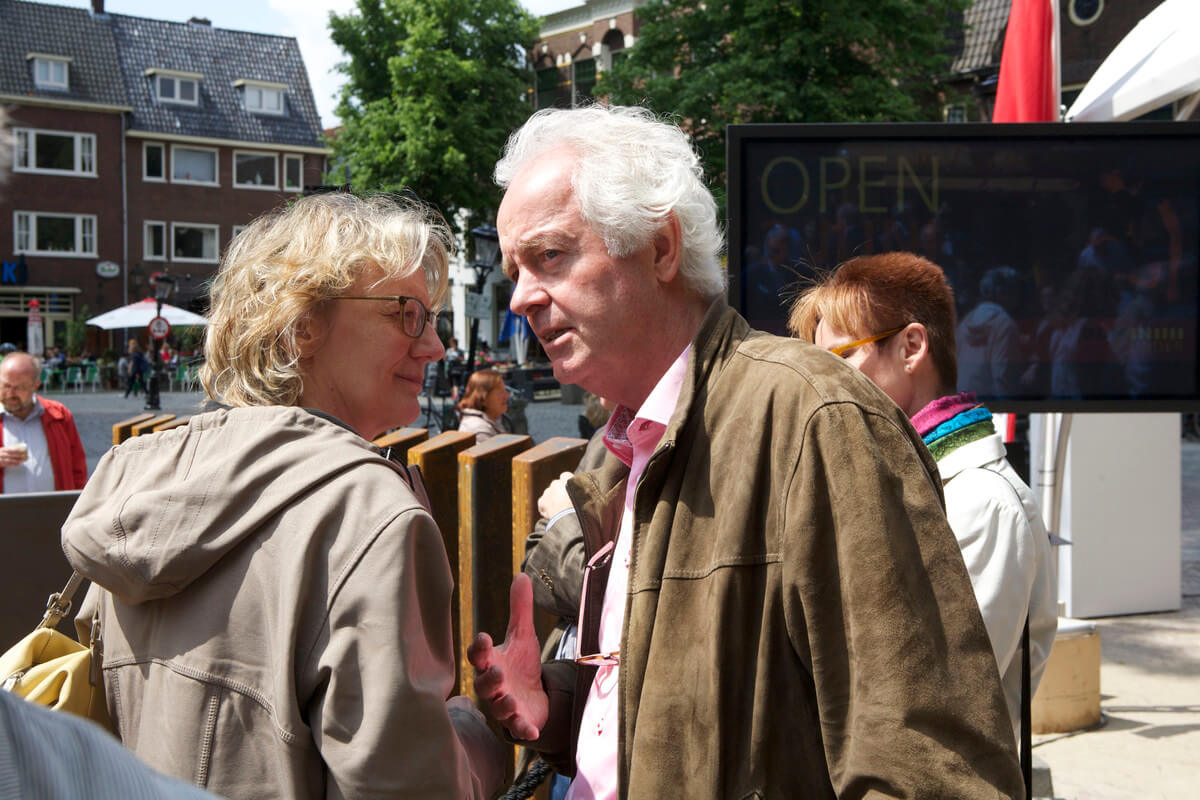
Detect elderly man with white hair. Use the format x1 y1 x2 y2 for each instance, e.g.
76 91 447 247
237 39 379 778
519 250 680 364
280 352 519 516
468 105 1024 800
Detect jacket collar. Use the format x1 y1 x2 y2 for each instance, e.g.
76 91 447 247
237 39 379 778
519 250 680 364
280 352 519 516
934 431 1007 482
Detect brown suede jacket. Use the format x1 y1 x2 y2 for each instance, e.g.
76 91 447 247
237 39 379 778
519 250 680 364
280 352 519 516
529 300 1025 799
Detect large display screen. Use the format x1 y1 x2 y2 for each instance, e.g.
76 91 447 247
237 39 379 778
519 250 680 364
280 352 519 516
727 122 1200 412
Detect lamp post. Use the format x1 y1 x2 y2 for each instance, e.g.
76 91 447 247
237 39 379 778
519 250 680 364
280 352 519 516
465 224 501 376
144 272 176 411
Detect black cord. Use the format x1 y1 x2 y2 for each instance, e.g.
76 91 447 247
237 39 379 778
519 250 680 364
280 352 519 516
501 759 554 800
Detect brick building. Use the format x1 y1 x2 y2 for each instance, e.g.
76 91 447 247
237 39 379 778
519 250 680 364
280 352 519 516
528 0 642 111
0 0 327 354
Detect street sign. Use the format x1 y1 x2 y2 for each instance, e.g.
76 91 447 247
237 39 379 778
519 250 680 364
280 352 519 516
464 290 491 320
148 315 171 341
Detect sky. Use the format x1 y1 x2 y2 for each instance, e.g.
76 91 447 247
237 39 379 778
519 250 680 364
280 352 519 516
52 0 581 129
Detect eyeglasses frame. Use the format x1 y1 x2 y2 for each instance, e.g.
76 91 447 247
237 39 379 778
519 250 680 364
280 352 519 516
828 325 906 358
339 294 438 339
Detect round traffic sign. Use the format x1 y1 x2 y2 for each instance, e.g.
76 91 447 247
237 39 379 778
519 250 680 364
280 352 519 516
148 315 171 341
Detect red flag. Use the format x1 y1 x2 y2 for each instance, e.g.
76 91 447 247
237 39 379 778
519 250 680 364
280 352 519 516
993 0 1059 122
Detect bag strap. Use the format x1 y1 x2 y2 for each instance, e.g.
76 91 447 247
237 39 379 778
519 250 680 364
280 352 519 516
39 571 86 630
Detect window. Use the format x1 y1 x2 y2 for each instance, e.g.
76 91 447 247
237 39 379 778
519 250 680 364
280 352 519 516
13 129 96 176
171 146 218 185
144 221 166 260
943 104 967 123
231 224 249 239
536 66 560 110
283 154 303 191
30 55 69 89
151 70 202 106
172 223 219 262
243 86 284 115
234 151 277 189
1069 0 1104 27
573 59 596 107
13 211 97 257
143 142 165 181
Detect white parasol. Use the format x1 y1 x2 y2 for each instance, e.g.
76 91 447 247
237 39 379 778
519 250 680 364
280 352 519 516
87 298 208 330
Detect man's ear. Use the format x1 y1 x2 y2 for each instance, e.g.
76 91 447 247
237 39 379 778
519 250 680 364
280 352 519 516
294 309 326 360
651 212 683 284
898 322 930 373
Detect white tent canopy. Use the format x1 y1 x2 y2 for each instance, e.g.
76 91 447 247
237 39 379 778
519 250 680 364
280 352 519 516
87 298 208 330
1066 0 1200 122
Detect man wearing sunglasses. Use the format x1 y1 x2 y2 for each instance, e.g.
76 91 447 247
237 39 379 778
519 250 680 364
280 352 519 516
468 106 1023 800
791 252 1058 748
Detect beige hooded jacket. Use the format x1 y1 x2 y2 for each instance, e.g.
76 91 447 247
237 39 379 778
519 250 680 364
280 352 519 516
63 405 503 799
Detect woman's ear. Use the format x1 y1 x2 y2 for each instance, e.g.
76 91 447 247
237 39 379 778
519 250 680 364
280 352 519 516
294 309 326 360
899 322 930 373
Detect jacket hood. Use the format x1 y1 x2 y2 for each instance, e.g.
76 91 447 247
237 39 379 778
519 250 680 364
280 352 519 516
62 406 395 605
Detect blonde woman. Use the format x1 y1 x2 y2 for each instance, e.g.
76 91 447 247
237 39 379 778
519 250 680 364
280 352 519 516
456 368 509 441
62 193 503 799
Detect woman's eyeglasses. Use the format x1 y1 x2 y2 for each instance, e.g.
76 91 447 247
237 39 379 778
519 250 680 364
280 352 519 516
828 326 905 358
340 295 437 338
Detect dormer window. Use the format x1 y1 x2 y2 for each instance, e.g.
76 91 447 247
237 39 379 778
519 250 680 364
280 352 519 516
235 79 287 116
28 54 70 90
147 68 203 106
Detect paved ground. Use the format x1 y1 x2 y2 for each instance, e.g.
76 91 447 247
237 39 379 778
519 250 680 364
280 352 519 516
56 387 585 475
44 388 1200 798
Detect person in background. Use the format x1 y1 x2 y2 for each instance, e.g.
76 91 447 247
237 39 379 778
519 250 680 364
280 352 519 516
790 251 1058 744
456 368 509 441
61 192 504 800
468 104 1022 799
0 351 87 494
123 340 148 398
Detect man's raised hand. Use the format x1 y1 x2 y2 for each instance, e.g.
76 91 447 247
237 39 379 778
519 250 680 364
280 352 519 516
467 573 549 741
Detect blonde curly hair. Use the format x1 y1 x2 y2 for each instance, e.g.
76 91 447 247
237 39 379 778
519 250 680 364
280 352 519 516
201 192 452 407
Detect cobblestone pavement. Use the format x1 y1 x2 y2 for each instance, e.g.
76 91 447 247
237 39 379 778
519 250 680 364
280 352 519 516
52 388 584 476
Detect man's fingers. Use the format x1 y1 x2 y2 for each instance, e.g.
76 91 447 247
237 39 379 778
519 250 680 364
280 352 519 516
505 574 535 641
467 632 495 671
474 665 507 702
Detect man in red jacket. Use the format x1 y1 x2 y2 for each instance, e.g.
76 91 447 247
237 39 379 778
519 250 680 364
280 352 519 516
1 351 87 493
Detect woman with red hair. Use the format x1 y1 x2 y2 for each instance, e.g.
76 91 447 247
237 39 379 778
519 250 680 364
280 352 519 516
457 368 509 441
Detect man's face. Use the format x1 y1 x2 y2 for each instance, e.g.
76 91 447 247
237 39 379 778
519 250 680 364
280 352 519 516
1 358 39 419
497 148 660 404
298 267 445 440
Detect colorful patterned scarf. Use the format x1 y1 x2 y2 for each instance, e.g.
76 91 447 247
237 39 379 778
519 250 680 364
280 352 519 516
911 391 996 461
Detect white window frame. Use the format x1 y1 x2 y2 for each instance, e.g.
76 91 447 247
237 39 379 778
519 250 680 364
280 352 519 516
236 79 288 116
171 222 220 263
143 142 166 182
12 128 97 177
231 224 249 239
170 145 219 186
143 220 167 261
13 211 98 258
151 69 202 107
30 55 70 90
283 154 304 191
233 150 279 190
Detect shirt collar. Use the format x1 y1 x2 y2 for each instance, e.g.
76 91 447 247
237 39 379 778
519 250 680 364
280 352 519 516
603 345 691 466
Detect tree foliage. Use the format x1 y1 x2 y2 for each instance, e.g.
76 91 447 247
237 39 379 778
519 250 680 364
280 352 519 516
330 0 539 233
597 0 968 203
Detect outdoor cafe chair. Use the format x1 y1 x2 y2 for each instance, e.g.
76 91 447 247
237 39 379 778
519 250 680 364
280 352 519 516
65 366 82 392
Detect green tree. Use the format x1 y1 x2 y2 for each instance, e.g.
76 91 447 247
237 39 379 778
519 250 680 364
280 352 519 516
329 0 539 234
598 0 968 207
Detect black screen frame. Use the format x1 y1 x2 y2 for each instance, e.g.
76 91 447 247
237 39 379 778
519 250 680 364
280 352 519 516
726 121 1200 413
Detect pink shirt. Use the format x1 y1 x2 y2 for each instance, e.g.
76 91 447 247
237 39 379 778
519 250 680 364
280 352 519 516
567 346 690 800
